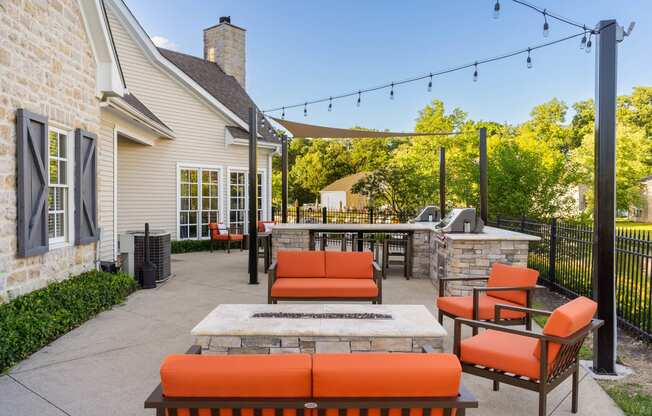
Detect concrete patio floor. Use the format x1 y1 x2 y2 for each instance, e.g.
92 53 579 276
0 251 623 416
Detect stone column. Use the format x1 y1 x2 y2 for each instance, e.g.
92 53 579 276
271 228 310 260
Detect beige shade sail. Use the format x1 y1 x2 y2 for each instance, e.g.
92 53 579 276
271 117 457 139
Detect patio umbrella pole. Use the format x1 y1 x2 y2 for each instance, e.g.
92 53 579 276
248 107 259 284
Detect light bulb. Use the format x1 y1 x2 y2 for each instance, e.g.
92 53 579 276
580 34 587 49
303 103 307 117
328 97 332 112
390 83 395 100
585 38 592 53
493 1 500 19
542 12 549 38
281 107 285 119
473 64 478 82
356 91 361 107
428 78 432 92
526 49 532 69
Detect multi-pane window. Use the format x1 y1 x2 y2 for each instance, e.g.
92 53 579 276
48 130 68 243
179 167 220 240
257 172 264 221
229 171 246 234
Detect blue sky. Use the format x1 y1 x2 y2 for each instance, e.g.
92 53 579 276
124 0 649 131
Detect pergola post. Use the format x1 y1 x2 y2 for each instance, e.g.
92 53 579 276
281 134 288 223
248 107 258 284
439 146 446 217
479 127 488 224
593 19 618 374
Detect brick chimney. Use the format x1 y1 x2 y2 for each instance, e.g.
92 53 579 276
203 16 246 88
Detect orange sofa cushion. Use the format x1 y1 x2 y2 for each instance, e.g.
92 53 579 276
313 353 461 398
272 278 378 298
460 330 541 380
534 296 597 363
160 354 312 398
325 251 373 279
276 251 326 278
437 295 526 320
486 263 539 305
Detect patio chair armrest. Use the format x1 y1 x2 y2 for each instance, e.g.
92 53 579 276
439 276 489 297
473 285 539 293
455 317 546 340
372 261 382 301
494 304 553 322
421 344 437 353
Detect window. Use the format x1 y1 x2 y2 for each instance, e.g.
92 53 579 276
48 130 69 243
229 171 246 234
178 167 220 240
257 172 264 221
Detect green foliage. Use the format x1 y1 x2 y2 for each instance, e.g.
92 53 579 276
171 239 233 253
605 383 652 416
0 270 137 373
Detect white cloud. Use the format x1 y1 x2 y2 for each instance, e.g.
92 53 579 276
151 36 178 51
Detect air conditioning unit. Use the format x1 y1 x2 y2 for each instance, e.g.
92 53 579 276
119 230 171 283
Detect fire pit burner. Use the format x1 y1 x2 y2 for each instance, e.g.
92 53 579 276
251 312 392 320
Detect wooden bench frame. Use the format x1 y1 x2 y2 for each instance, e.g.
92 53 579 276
453 304 604 416
267 261 383 304
145 345 478 416
438 277 544 335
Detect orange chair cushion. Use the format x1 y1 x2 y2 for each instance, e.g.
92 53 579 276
534 296 597 363
313 353 461 398
211 232 229 241
276 251 326 278
486 263 539 305
460 330 541 380
271 278 378 298
324 251 373 279
160 354 312 398
258 221 275 232
229 234 244 241
437 295 526 320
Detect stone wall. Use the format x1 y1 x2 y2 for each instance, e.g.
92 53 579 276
436 238 529 296
203 21 246 88
271 228 310 260
411 230 431 278
0 0 100 301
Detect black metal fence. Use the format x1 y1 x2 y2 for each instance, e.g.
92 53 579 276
271 206 403 225
489 216 652 342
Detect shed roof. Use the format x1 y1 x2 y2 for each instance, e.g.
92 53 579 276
321 172 369 192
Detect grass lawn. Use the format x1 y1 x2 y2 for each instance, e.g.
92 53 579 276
615 220 652 231
604 383 652 416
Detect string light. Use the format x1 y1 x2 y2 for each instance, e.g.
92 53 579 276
585 35 592 53
390 83 395 100
328 97 332 112
542 10 550 37
493 0 501 19
281 107 285 119
356 90 361 107
473 62 478 82
580 30 587 49
303 102 307 117
427 74 433 92
526 48 532 68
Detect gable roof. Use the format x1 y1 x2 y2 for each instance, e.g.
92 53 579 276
321 172 369 192
158 48 279 144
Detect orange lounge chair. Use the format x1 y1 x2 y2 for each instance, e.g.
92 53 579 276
268 251 382 304
453 296 603 416
437 263 540 335
208 222 244 253
145 345 478 416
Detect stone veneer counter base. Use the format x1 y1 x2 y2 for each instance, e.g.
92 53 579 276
192 304 447 354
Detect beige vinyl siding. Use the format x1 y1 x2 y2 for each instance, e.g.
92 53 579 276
106 5 274 239
97 113 116 260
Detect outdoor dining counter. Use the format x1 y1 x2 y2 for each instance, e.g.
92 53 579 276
271 223 540 296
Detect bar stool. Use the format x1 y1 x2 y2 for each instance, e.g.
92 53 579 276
382 235 410 280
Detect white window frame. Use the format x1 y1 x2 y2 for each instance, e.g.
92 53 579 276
47 125 75 248
227 167 267 234
176 163 224 240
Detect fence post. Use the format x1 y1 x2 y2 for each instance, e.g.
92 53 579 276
296 205 301 223
368 207 374 224
496 215 501 228
548 217 557 287
271 206 276 222
322 206 328 224
520 215 526 232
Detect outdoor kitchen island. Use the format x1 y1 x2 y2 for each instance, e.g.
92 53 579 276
271 223 540 295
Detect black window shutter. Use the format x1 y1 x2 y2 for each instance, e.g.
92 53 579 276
75 129 99 245
16 109 49 257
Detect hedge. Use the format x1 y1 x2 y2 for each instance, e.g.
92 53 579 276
0 270 137 373
171 239 230 253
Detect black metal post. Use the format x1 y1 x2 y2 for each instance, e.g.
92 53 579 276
281 134 288 223
593 19 618 375
322 206 328 224
295 204 301 223
368 207 374 224
439 146 446 217
248 108 258 284
549 217 558 287
479 127 488 224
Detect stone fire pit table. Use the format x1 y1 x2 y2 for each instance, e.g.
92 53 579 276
191 304 447 354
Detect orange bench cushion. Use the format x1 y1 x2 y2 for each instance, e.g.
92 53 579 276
460 330 541 380
534 296 597 363
437 295 526 320
313 353 461 397
276 251 326 278
486 263 539 305
271 278 378 298
325 251 373 279
160 354 312 398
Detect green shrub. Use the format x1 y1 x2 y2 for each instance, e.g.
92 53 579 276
171 239 230 253
0 270 137 373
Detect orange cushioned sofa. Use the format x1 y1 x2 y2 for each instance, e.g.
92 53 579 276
437 263 540 335
453 296 603 416
144 345 478 416
268 251 382 304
